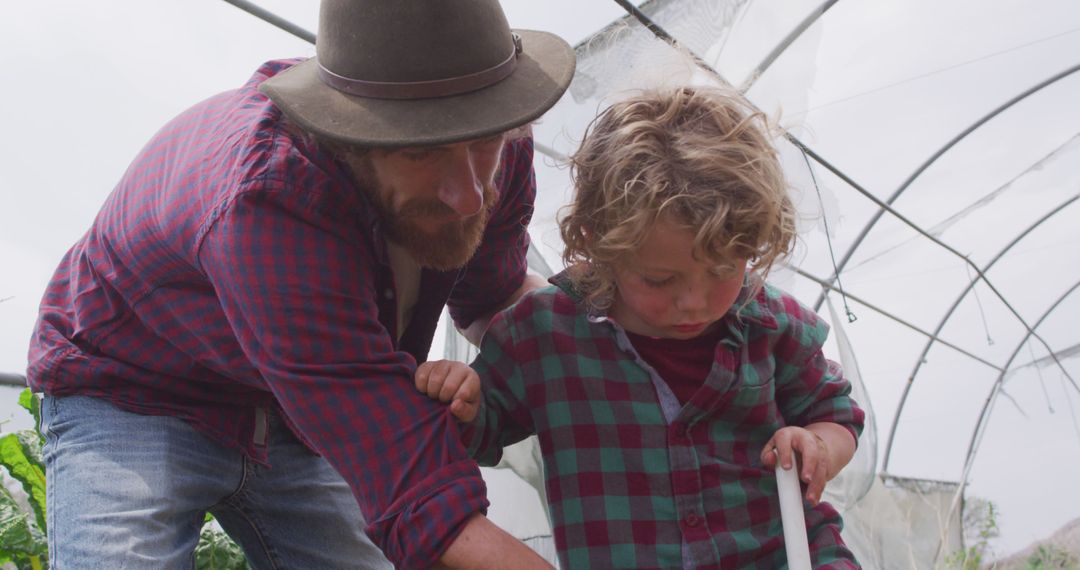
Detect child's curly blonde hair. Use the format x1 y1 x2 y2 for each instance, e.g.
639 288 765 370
559 86 796 310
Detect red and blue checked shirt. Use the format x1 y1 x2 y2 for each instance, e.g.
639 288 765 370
466 272 865 569
27 59 538 569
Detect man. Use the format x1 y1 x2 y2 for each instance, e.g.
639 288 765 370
26 1 574 568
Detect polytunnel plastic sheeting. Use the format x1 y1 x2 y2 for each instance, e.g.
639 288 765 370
516 0 1080 561
743 5 1080 197
889 347 1002 479
822 295 877 511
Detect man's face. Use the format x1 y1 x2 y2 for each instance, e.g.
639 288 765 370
343 133 506 270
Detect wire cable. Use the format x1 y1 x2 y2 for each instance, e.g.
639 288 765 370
801 148 856 322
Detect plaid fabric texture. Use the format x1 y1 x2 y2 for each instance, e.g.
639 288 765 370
466 273 865 569
27 59 539 568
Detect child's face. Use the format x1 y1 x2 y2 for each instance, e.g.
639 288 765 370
609 217 746 340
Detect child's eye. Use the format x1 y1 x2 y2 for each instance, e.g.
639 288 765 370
709 266 739 279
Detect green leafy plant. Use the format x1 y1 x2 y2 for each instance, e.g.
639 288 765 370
195 514 249 570
0 388 250 569
1024 543 1079 570
946 498 999 570
0 389 47 570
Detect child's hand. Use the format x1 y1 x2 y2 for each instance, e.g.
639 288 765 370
415 360 480 422
760 426 830 505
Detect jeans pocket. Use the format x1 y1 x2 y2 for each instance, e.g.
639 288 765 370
39 395 60 451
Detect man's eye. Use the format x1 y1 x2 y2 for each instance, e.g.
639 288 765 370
475 134 506 148
403 150 434 162
642 276 673 288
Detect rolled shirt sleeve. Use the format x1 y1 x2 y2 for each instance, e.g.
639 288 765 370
773 297 865 443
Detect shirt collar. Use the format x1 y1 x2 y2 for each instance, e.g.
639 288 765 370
730 273 779 331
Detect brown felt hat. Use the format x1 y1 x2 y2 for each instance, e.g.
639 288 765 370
260 0 576 148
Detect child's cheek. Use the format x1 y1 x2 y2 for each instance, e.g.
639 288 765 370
708 284 742 316
639 291 677 323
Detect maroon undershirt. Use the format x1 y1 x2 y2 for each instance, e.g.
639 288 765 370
625 325 725 405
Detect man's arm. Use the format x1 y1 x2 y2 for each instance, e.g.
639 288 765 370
435 514 553 570
201 185 492 568
460 272 546 346
448 136 541 343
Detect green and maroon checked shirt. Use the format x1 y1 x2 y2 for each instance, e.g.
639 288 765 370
465 273 865 569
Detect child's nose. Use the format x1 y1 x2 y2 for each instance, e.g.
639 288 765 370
676 284 708 312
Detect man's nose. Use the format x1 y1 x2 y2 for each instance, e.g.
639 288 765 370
437 153 484 217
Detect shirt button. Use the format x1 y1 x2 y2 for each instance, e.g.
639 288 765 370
384 288 394 300
685 513 700 527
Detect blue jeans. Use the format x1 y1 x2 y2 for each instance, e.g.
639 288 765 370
41 395 393 569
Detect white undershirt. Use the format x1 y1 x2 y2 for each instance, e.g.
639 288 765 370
385 240 422 342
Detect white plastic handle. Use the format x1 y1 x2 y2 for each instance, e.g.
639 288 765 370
776 457 813 570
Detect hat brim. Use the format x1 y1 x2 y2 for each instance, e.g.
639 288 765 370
260 29 575 148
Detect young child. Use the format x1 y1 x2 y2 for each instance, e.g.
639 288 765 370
417 86 865 569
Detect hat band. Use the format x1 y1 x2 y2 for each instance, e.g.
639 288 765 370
318 34 523 100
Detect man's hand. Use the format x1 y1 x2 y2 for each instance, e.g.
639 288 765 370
759 422 856 505
415 360 481 422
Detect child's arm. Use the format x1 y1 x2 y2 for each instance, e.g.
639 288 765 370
759 422 857 505
766 293 865 504
415 359 481 422
414 307 538 467
415 354 536 467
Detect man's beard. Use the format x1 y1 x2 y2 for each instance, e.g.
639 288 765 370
382 185 495 270
349 155 496 271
